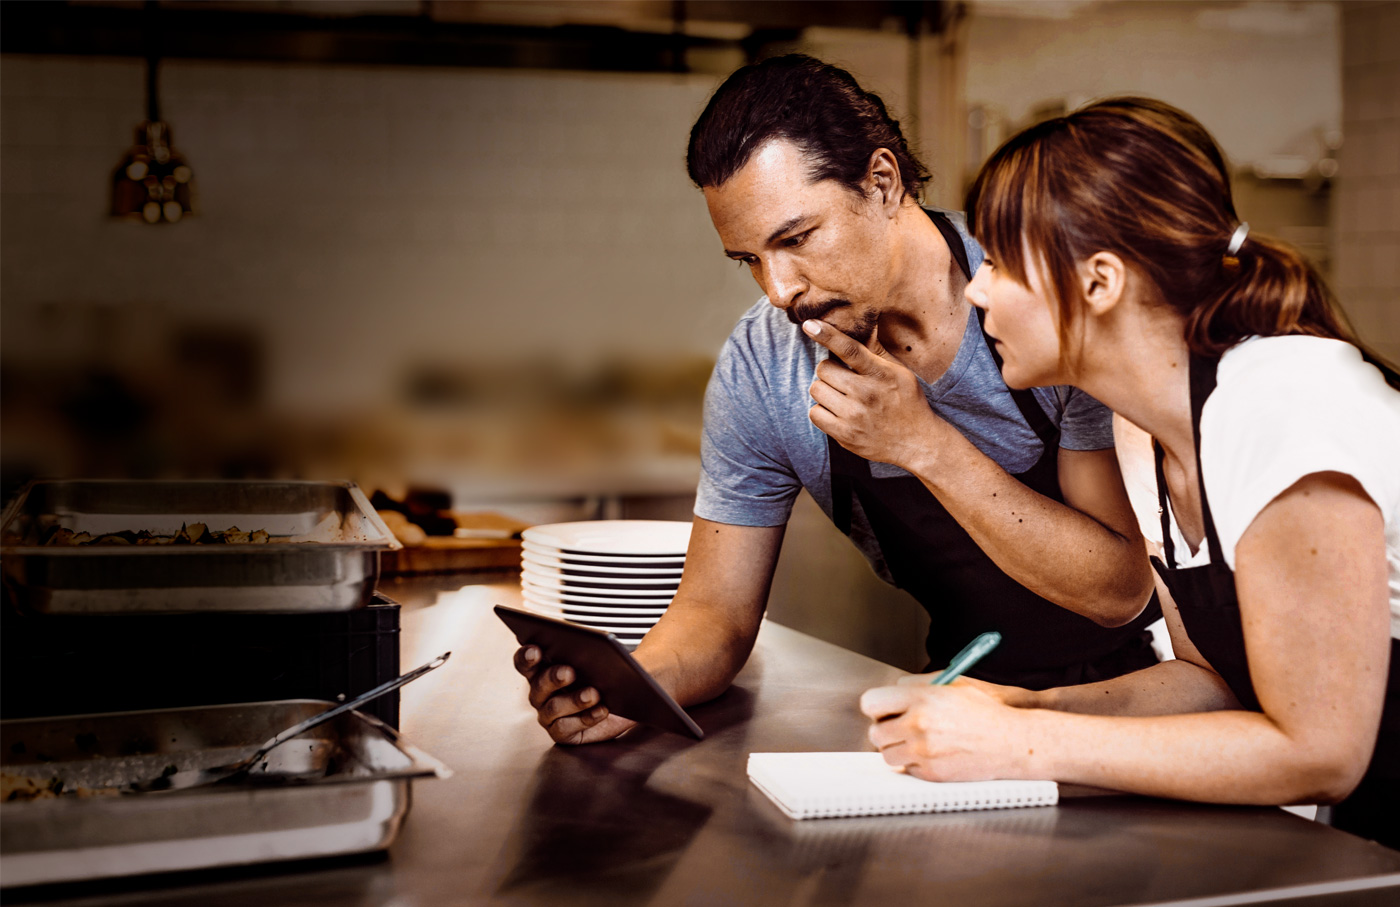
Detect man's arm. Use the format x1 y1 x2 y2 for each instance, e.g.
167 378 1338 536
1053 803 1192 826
955 573 1240 716
804 319 1153 626
515 517 784 744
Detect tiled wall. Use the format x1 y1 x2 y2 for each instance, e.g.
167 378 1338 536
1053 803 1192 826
0 57 758 414
1335 1 1400 364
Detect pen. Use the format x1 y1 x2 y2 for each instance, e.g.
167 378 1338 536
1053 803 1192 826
931 631 1001 685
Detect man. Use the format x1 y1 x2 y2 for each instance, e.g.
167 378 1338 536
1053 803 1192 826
516 55 1160 744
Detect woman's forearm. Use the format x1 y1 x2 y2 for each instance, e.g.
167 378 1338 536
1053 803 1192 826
1020 707 1366 805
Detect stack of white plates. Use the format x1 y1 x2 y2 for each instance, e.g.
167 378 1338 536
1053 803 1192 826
519 520 691 648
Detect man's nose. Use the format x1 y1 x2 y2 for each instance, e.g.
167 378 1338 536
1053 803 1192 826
764 259 806 309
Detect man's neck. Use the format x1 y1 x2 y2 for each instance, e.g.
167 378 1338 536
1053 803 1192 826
877 203 971 384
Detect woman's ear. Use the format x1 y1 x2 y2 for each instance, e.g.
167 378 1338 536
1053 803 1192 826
864 148 905 215
1079 251 1126 317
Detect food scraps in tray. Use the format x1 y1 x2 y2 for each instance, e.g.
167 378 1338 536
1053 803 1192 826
2 771 122 801
41 523 275 547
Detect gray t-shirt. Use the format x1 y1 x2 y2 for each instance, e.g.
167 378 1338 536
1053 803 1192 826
694 210 1116 583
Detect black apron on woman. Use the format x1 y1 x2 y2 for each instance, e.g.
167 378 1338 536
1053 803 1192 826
827 210 1161 690
1151 353 1400 849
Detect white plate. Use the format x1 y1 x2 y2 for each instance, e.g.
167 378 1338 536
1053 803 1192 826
522 553 684 578
522 540 686 568
520 565 683 587
522 521 691 557
523 576 680 599
521 591 668 617
521 578 675 606
522 570 680 593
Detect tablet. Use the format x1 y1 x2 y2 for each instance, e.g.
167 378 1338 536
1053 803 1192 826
494 604 704 739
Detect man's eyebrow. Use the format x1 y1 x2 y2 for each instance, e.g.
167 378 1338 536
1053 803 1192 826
764 216 810 246
723 215 812 259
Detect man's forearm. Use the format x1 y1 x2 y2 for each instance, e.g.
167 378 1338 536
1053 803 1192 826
905 429 1152 625
1025 658 1242 716
632 599 761 707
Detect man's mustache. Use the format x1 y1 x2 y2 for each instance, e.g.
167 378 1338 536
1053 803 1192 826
786 299 850 326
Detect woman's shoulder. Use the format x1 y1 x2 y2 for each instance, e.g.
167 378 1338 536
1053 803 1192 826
1201 335 1400 554
1215 335 1399 409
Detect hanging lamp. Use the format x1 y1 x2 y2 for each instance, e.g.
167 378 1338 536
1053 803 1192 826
111 21 194 224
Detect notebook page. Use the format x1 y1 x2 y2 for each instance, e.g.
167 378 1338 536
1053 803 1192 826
748 752 1058 820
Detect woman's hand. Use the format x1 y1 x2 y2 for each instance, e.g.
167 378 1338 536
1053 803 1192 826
803 319 947 470
898 671 1043 709
859 680 1036 782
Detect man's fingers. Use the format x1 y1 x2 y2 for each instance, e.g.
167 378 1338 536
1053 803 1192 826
527 662 577 709
802 320 881 374
513 645 544 679
537 683 601 726
860 684 916 720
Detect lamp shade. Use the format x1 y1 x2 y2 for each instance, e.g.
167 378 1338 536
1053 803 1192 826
111 121 195 224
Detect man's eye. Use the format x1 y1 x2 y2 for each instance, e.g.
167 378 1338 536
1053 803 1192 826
783 231 810 248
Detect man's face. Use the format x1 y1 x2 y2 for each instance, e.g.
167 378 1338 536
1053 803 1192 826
703 140 892 345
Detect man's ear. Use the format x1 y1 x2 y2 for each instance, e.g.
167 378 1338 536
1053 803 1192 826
864 148 904 215
1079 251 1126 318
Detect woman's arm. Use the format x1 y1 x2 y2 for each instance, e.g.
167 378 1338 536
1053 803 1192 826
962 573 1240 716
862 472 1391 805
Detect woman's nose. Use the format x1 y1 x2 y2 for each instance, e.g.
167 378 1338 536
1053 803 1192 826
966 263 991 309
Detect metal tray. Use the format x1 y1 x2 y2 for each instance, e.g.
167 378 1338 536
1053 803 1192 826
0 480 402 613
0 700 451 888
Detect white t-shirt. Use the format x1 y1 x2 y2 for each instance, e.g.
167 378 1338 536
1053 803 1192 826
1161 335 1400 639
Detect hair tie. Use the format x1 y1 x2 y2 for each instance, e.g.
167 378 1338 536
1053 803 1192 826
1222 222 1249 271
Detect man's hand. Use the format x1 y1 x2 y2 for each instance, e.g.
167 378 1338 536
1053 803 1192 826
803 319 945 470
514 645 637 745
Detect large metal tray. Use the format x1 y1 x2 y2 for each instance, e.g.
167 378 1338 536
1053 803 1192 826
0 700 451 888
0 480 402 613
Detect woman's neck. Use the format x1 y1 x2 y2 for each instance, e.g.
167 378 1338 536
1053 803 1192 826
1074 310 1197 467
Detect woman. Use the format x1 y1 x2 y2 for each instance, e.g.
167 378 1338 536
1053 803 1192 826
857 97 1400 848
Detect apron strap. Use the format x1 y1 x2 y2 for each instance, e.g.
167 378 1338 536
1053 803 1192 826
926 209 973 281
1152 355 1228 568
1188 354 1229 567
828 435 870 535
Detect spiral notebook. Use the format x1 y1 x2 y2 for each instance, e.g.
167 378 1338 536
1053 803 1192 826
747 752 1058 820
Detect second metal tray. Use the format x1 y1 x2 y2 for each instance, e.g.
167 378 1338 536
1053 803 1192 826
0 700 451 888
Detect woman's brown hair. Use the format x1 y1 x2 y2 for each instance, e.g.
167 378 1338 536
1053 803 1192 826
965 97 1396 385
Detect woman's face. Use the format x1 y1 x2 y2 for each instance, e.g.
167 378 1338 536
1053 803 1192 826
965 242 1066 390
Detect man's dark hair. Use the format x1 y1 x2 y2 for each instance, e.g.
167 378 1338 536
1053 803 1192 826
687 54 929 198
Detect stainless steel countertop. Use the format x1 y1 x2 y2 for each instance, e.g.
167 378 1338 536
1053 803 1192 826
12 573 1400 906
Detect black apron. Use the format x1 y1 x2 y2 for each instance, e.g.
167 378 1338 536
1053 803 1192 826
1150 353 1400 849
827 210 1161 690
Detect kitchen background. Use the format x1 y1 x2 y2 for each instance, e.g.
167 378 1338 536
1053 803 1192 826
3 0 1397 669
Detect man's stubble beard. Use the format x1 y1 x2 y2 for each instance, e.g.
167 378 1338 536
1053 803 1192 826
787 300 879 346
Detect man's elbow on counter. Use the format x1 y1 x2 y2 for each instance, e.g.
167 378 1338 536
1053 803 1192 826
1084 578 1157 629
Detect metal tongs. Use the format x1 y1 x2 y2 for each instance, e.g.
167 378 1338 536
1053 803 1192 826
128 651 451 793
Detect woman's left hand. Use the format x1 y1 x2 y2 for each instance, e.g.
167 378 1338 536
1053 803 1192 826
803 319 946 470
859 680 1032 782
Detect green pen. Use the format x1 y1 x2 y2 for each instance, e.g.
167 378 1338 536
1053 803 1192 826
931 631 1002 685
